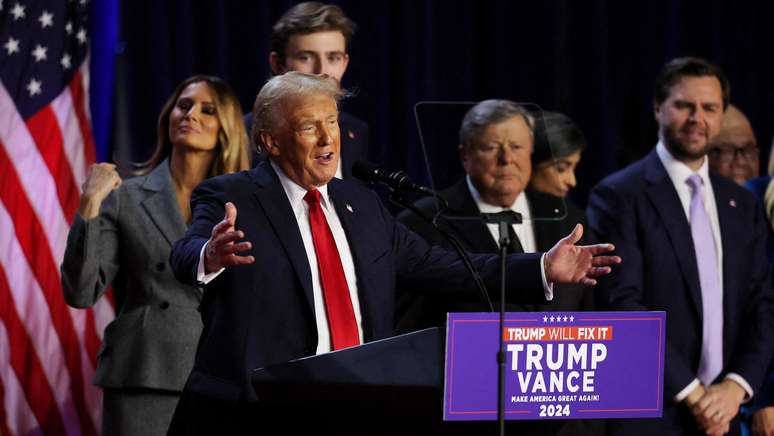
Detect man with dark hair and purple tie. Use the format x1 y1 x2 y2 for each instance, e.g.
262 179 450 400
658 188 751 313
167 71 621 435
587 57 774 436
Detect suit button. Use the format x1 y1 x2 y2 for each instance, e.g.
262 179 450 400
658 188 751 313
156 263 166 272
159 301 170 310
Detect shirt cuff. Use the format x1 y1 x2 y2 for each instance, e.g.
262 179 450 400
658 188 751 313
197 241 224 284
539 253 554 301
726 373 754 402
675 378 701 403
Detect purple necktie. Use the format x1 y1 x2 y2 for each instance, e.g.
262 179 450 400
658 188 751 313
687 174 723 385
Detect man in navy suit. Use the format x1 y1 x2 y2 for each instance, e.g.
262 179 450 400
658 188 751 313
244 2 368 179
167 72 620 434
587 57 774 435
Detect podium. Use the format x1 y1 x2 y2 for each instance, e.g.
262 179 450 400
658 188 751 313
250 328 483 435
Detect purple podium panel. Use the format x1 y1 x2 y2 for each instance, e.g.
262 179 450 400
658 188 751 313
444 311 665 421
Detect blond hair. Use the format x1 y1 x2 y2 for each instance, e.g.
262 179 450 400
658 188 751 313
251 71 347 151
763 137 774 227
137 75 250 176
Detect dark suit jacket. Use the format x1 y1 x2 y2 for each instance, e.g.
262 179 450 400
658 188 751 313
396 180 594 332
587 150 774 435
244 110 369 179
170 161 550 403
61 160 202 392
395 179 599 435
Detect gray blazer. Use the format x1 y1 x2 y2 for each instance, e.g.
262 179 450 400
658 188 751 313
61 160 202 391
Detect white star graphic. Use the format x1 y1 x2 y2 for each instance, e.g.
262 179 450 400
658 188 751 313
38 10 53 28
26 78 42 96
65 21 73 34
10 2 25 20
3 37 19 55
563 316 568 322
31 44 47 62
543 315 548 323
76 28 87 44
61 53 72 69
569 316 574 322
549 316 555 322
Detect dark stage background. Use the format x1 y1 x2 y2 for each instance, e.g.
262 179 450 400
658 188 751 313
109 0 774 207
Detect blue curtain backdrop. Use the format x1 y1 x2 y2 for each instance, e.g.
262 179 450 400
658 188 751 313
107 0 774 207
89 0 119 162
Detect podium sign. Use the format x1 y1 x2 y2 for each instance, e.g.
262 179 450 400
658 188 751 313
444 311 665 421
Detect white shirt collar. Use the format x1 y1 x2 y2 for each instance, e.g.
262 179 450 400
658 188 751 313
655 141 711 188
270 160 331 212
465 175 531 219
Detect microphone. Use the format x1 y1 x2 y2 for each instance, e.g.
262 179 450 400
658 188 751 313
352 161 435 196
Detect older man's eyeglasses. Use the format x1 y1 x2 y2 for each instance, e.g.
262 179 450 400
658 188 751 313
709 144 759 163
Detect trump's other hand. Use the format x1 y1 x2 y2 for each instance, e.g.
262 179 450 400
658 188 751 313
204 202 255 273
544 224 621 286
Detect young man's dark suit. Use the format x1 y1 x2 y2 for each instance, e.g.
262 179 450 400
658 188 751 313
587 149 774 435
168 161 550 432
244 111 369 178
395 178 601 436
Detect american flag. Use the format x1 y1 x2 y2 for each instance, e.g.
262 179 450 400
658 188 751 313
0 1 113 435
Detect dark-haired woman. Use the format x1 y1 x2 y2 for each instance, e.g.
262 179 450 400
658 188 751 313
528 112 602 435
61 75 250 435
529 111 585 199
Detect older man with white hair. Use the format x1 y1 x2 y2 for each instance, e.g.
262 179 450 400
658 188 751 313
167 72 619 435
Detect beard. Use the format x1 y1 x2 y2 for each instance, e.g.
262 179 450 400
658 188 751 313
660 124 710 161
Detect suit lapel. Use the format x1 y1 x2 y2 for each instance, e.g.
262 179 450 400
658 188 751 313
441 180 499 252
526 189 566 252
140 161 187 247
711 174 741 339
249 163 315 315
643 151 703 317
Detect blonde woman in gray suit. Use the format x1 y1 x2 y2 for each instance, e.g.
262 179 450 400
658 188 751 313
61 75 250 436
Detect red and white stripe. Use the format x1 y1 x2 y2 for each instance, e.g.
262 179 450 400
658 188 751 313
0 60 113 435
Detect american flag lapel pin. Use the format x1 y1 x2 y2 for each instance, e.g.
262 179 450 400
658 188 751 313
346 203 354 213
729 199 736 208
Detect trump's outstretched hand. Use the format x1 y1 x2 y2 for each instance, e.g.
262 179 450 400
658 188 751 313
544 224 620 286
204 202 255 274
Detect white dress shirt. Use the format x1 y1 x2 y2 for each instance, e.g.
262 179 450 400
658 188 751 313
466 176 537 253
655 142 752 402
334 159 343 180
465 176 552 300
197 161 364 355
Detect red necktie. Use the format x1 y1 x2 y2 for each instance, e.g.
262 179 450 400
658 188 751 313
303 189 360 350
